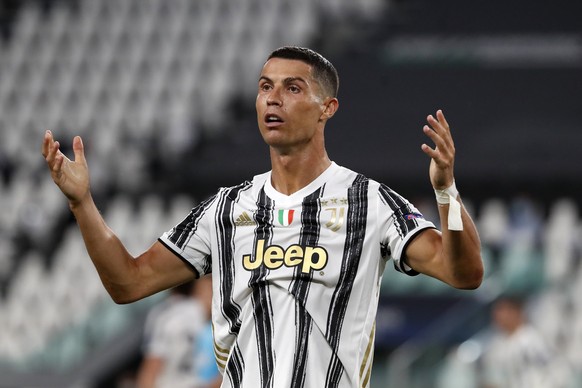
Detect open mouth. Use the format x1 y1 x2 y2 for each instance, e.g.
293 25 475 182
265 114 284 125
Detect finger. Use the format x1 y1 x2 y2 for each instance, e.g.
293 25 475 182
423 124 446 150
421 143 438 159
422 143 451 171
425 112 454 153
427 114 446 135
53 153 65 173
72 136 86 164
42 130 53 158
422 125 452 162
436 109 449 130
436 110 455 151
46 139 60 165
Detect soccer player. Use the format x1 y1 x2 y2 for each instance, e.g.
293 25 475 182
136 276 221 388
480 296 573 388
42 46 483 388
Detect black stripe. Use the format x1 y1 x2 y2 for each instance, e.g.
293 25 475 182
168 194 217 249
215 183 252 360
378 184 419 238
216 184 247 336
325 174 369 387
250 187 275 388
290 188 323 388
217 182 253 387
225 342 245 388
379 184 429 274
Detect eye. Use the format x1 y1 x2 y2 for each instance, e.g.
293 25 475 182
260 83 272 92
288 85 301 93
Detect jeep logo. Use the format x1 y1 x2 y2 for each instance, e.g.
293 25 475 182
242 239 328 274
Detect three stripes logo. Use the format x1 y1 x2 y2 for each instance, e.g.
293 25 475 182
234 211 256 226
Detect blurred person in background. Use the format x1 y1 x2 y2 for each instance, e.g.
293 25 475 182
140 280 197 360
480 295 572 388
136 275 221 388
42 46 482 387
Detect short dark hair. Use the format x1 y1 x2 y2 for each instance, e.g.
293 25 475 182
494 294 526 310
267 46 339 98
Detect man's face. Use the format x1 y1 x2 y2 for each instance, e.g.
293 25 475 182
256 58 327 153
492 300 523 334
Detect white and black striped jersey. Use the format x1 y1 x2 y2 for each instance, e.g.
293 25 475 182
159 162 435 388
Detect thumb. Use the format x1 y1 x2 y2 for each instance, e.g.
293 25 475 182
72 136 86 164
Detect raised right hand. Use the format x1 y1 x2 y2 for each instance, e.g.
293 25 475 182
42 130 91 206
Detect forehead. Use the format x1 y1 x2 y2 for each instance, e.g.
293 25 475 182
260 58 314 81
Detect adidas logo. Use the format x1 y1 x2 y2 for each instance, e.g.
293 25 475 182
235 211 256 226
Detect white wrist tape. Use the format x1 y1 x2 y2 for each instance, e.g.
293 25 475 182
434 181 463 231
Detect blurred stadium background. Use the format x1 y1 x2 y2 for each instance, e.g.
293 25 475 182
0 0 581 387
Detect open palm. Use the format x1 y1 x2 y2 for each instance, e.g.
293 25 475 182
42 131 91 205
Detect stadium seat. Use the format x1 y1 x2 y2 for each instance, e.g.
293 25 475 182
544 198 579 285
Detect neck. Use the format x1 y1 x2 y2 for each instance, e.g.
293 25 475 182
269 148 331 195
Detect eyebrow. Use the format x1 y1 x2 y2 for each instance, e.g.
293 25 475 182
259 76 309 86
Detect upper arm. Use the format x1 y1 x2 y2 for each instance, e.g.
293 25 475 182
403 227 483 289
117 241 198 304
402 228 449 283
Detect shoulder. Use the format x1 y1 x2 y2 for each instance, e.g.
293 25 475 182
333 164 402 198
329 163 374 188
332 166 423 217
212 172 268 199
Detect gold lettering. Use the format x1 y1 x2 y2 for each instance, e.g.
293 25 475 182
242 239 264 270
242 240 328 273
284 245 303 267
264 245 284 269
302 247 328 273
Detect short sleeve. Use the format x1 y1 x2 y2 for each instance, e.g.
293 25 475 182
158 195 217 277
378 185 435 276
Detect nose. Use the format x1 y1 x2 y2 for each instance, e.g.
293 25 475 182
266 87 282 106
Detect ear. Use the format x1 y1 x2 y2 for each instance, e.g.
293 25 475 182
320 97 339 121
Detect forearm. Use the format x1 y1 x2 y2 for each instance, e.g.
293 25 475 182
416 110 483 288
69 195 140 301
437 198 483 289
43 133 186 301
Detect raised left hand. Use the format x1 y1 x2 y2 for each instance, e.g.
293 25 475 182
421 110 455 190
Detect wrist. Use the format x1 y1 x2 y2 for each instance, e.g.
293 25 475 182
434 181 459 205
68 193 94 212
434 181 463 231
